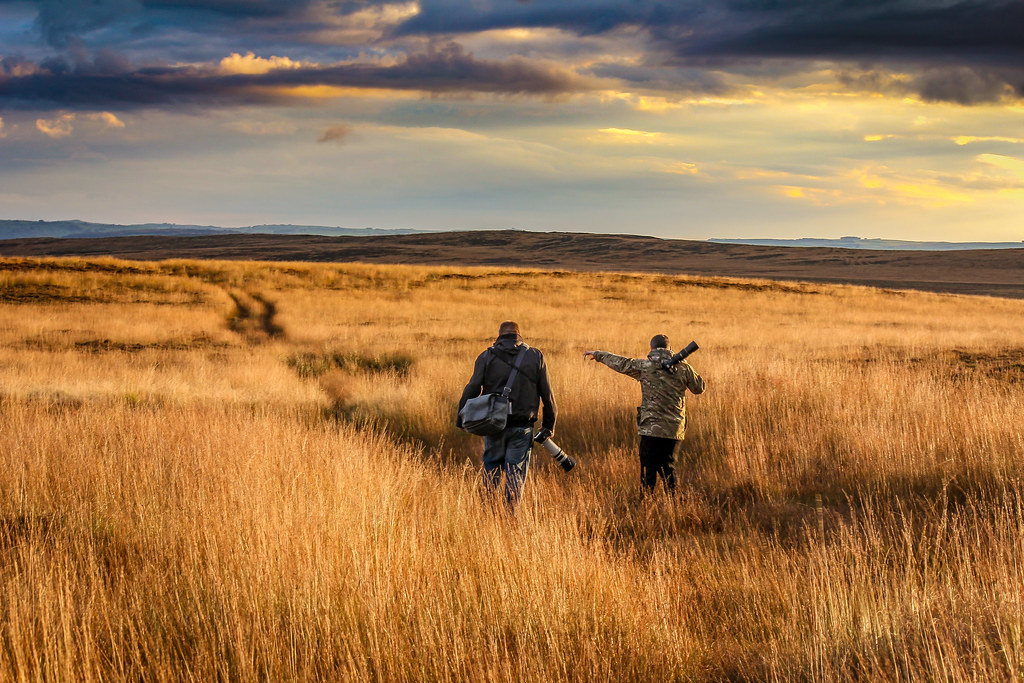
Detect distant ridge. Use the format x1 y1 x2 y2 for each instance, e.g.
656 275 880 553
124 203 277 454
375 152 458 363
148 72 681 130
0 219 428 240
710 236 1024 251
3 230 1024 299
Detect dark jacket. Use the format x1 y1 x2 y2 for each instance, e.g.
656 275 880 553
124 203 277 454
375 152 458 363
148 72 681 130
457 334 556 431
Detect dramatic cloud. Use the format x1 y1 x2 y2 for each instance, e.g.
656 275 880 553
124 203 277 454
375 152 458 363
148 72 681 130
0 42 599 110
3 0 1024 106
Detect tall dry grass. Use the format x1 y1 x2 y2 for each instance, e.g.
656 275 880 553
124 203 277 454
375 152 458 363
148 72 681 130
1 257 1023 680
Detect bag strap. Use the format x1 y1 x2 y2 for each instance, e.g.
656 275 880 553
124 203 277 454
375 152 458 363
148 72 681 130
500 344 530 399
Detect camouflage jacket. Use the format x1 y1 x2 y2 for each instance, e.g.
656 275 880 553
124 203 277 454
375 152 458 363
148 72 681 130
592 347 706 440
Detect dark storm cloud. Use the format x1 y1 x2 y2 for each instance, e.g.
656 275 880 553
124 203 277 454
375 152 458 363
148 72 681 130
4 0 1024 105
2 0 326 47
391 0 701 38
9 0 1024 64
392 0 1024 103
667 1 1024 63
839 65 1023 105
389 0 1024 63
0 42 597 110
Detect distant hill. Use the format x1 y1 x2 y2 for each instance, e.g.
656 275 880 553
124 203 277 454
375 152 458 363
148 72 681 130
3 230 1024 299
6 221 1022 251
0 219 428 239
710 236 1024 250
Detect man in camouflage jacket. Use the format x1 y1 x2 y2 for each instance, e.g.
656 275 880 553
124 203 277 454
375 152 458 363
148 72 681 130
584 334 705 492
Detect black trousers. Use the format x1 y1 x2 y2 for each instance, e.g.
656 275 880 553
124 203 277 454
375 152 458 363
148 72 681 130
638 435 678 492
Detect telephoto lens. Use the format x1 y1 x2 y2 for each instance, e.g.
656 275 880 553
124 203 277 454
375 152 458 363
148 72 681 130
662 340 699 371
534 431 576 472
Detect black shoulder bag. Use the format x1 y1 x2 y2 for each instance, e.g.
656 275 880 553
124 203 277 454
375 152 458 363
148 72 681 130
459 344 530 436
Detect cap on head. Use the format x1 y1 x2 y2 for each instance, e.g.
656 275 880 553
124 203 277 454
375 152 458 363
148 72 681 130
499 321 521 337
650 334 669 349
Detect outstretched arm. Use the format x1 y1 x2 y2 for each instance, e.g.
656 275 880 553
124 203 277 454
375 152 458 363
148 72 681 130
583 350 642 379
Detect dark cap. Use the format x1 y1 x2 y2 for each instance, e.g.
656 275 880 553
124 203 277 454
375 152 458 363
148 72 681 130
499 321 521 337
650 334 669 349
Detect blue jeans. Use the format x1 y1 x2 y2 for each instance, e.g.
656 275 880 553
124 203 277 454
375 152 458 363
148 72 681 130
482 426 533 510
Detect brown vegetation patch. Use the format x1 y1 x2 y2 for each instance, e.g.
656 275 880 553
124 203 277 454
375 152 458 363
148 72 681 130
0 282 101 304
654 275 826 295
286 350 414 379
0 257 151 276
0 279 207 305
16 335 230 353
74 336 230 353
851 346 1024 383
951 348 1024 383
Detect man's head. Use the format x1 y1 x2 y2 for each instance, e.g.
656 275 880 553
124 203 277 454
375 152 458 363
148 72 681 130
499 321 521 338
650 334 669 350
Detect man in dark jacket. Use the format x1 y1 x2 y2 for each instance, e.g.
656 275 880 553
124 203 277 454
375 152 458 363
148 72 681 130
458 321 556 511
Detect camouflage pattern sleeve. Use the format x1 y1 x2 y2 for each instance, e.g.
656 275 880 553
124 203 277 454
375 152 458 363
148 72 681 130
675 360 706 395
592 351 643 379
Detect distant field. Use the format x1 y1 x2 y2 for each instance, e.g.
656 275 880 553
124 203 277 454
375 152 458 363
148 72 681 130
2 256 1024 680
4 230 1024 298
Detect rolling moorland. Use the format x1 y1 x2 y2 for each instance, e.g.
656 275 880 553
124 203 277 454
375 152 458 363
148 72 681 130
3 219 1022 252
1 255 1023 680
2 231 1024 300
0 219 426 239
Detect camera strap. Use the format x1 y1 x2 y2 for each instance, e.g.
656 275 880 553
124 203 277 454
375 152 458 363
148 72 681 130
500 343 530 399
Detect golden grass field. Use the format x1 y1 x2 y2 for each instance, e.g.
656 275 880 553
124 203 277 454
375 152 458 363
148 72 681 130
1 255 1024 681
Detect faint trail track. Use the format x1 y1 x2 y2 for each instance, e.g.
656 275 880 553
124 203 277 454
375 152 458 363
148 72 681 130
225 290 284 343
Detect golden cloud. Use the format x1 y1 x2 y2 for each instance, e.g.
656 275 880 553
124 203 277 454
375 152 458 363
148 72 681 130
588 127 663 144
264 85 421 101
89 112 126 128
36 113 76 138
956 135 1024 146
219 52 309 75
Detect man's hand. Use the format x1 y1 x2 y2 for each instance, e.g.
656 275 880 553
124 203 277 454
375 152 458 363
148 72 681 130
583 350 597 361
535 427 553 443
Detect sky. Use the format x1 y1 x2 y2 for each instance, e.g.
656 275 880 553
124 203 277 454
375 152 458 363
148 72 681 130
1 1 1023 240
